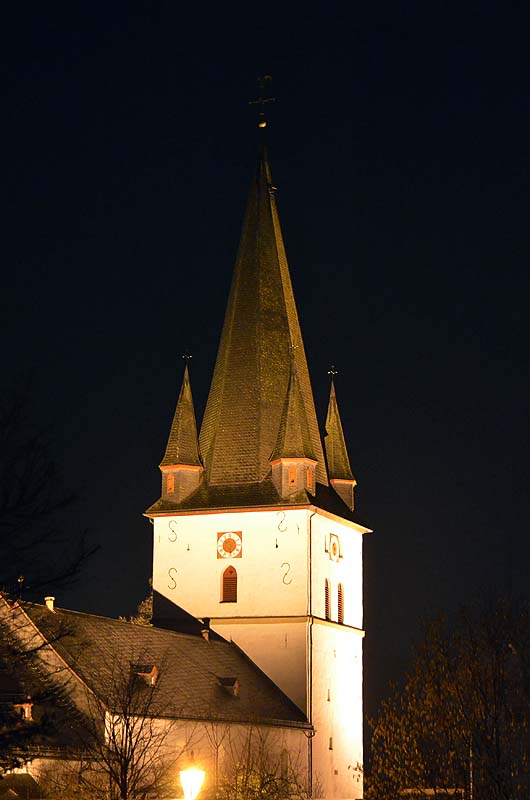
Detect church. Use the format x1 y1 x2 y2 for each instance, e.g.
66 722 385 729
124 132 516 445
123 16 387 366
0 139 370 800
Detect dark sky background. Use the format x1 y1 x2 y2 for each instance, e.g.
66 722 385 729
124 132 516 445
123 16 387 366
3 3 529 725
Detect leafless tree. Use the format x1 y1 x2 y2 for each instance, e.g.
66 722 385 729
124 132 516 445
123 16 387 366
205 723 315 800
0 612 82 775
367 598 530 800
0 386 96 773
40 652 195 800
0 385 95 596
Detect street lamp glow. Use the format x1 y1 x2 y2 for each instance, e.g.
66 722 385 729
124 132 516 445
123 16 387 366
180 768 205 800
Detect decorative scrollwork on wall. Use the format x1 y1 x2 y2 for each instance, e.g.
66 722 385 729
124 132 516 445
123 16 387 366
168 520 178 542
281 562 292 585
168 567 177 590
276 511 287 533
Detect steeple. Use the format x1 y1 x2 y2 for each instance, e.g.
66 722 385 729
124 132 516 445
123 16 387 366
324 378 357 510
159 364 202 503
270 356 317 499
199 149 327 489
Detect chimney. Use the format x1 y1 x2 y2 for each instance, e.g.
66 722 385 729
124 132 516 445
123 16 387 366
201 617 210 641
44 596 55 612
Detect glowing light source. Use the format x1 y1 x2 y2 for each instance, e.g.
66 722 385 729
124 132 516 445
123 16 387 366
180 768 205 800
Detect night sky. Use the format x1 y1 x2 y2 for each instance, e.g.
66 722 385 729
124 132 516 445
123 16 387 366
3 4 529 723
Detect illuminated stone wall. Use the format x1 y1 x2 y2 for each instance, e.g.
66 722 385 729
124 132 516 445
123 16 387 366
153 506 365 799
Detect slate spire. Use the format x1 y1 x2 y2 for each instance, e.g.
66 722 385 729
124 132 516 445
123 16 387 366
159 364 202 503
199 149 327 488
325 379 357 510
271 355 313 461
270 355 317 499
161 364 201 468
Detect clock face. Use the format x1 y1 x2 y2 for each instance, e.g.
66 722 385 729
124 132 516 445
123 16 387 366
217 531 243 559
329 533 341 562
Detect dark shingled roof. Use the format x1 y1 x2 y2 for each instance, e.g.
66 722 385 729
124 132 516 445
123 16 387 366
198 150 328 488
20 603 308 728
325 379 355 482
271 359 314 461
160 365 201 468
145 478 371 530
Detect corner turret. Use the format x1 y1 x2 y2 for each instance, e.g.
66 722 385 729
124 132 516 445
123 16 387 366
159 365 202 503
325 378 357 510
270 357 317 499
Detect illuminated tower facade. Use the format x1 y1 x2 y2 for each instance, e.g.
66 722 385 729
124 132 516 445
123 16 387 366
146 149 370 799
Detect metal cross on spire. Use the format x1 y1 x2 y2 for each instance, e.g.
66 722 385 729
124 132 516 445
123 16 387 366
327 365 338 377
249 75 275 129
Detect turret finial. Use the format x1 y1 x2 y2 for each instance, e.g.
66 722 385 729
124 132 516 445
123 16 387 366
327 365 338 377
249 75 275 129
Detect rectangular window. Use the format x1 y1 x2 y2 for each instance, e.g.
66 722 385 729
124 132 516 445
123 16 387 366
167 474 175 494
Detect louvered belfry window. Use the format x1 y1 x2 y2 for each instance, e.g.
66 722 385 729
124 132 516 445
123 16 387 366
222 566 238 603
325 579 331 620
338 583 344 624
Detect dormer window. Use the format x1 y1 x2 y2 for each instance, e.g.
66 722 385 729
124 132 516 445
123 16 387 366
133 664 159 687
217 676 240 697
13 699 33 721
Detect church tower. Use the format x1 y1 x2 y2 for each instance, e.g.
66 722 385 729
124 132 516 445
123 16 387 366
146 145 370 799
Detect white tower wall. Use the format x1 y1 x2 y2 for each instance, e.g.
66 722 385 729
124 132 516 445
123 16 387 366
152 505 365 799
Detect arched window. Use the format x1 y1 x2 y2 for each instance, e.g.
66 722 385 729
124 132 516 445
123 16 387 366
324 579 331 620
222 566 237 603
338 583 344 624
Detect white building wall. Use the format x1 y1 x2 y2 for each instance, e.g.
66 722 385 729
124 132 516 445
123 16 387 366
213 617 308 712
310 512 363 628
153 508 309 619
311 622 364 800
152 505 365 799
25 720 310 799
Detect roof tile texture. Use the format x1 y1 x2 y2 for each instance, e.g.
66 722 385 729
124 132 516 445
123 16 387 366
160 365 201 467
199 153 327 487
20 603 307 727
325 380 355 481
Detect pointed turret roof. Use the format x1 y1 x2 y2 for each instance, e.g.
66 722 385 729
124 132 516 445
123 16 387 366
271 357 314 461
160 365 201 467
199 150 327 487
324 380 355 481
